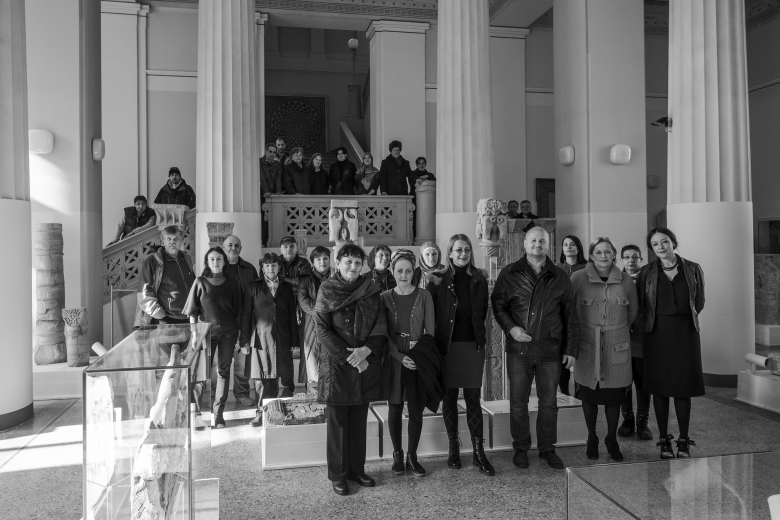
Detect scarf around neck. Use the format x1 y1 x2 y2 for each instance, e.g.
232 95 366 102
315 273 380 313
419 241 447 282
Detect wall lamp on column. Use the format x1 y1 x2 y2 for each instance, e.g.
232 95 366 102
92 138 105 161
559 145 575 166
651 116 672 133
29 129 54 154
609 144 632 165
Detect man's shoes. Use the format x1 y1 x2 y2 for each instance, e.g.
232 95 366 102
406 453 426 477
636 413 654 441
617 410 635 437
236 395 255 407
539 450 565 469
213 415 226 429
349 473 375 487
392 450 405 475
513 449 529 468
249 411 263 427
586 437 599 460
332 481 349 496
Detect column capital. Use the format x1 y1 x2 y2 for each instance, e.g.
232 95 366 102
254 12 268 25
101 1 142 15
489 26 530 39
366 20 430 40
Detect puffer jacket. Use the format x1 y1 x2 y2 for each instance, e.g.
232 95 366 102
637 255 705 332
490 256 580 361
426 266 489 355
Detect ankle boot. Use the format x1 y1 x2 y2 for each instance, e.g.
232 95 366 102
586 436 599 460
657 434 675 459
447 432 462 469
406 452 426 477
471 437 495 476
636 413 653 441
675 437 696 458
391 449 405 475
604 436 624 462
617 410 635 437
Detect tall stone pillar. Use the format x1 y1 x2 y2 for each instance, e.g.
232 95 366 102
553 0 648 258
667 0 754 384
255 13 267 152
435 0 494 250
366 21 428 168
0 0 33 428
195 0 262 268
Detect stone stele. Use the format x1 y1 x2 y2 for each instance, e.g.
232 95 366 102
755 255 780 325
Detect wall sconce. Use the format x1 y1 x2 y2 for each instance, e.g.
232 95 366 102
559 145 575 166
92 138 105 161
647 174 661 189
609 144 632 165
29 129 54 154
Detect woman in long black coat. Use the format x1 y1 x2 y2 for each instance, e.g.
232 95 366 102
314 244 387 496
297 246 332 394
378 140 413 195
328 147 357 195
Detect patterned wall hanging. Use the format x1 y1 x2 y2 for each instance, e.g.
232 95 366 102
266 95 328 153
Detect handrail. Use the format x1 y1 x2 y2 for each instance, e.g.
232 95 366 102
362 67 370 117
340 121 365 167
102 209 197 304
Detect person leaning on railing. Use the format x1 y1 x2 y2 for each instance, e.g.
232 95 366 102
329 146 357 195
106 195 157 247
378 140 413 196
308 153 330 195
283 147 310 195
355 153 379 195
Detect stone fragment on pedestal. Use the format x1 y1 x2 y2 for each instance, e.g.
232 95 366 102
755 255 780 326
149 204 189 230
293 228 308 257
476 198 508 271
328 200 361 256
206 222 234 249
35 223 66 365
63 307 90 367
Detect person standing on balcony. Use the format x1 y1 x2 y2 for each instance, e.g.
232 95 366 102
260 143 283 247
506 200 519 219
283 147 311 195
154 167 196 209
221 235 259 408
308 153 330 195
355 153 379 195
367 245 395 292
135 225 196 328
106 195 157 246
329 147 357 195
275 137 290 166
378 140 413 196
297 246 333 396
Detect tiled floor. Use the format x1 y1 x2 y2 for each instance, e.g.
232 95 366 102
1 388 779 520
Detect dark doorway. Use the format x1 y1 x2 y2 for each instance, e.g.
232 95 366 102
536 178 555 218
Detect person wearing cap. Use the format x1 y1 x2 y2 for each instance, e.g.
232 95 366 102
279 236 312 385
241 253 300 425
154 167 196 209
106 195 157 246
413 241 447 289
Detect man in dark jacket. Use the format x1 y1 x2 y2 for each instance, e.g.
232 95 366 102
378 140 413 195
297 246 332 394
491 226 579 470
106 195 157 246
154 167 196 209
222 235 259 407
260 144 283 246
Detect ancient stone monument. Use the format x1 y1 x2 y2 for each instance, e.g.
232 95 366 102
328 200 361 255
62 307 90 367
206 222 235 249
476 198 508 272
149 203 189 230
755 255 780 325
35 223 66 365
265 394 326 427
294 228 308 256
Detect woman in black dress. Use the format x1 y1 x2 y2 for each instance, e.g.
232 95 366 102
638 227 705 459
556 234 587 396
428 234 494 476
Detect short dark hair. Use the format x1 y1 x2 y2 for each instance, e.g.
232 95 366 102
520 200 531 205
168 167 181 176
508 200 519 206
265 143 277 152
388 140 402 152
161 225 183 239
368 244 392 270
275 137 286 143
289 146 304 157
259 252 282 266
134 195 147 204
559 235 587 265
202 246 228 276
335 146 348 156
310 246 330 264
336 244 366 261
621 244 642 257
415 157 427 166
646 227 678 250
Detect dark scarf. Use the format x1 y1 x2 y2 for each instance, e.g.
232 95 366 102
315 273 379 313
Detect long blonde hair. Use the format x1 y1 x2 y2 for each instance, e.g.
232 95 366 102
445 234 476 273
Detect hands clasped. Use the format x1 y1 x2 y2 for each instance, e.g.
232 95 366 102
347 346 371 373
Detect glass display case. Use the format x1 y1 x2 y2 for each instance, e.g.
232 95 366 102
566 451 780 519
83 323 211 520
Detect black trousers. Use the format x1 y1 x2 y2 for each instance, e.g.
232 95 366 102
192 331 238 417
326 403 369 482
559 367 571 396
621 357 651 415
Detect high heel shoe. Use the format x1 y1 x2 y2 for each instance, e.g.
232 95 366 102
675 437 695 458
657 434 675 459
586 436 599 460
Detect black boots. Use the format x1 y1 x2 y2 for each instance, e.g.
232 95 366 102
617 410 635 437
675 437 696 458
406 453 426 477
636 412 653 441
471 437 495 476
447 432 462 469
392 449 405 475
249 411 262 427
604 437 624 462
657 434 675 459
586 436 599 460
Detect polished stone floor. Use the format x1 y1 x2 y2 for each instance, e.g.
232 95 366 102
1 387 779 520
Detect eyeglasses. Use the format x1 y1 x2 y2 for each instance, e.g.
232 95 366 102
453 248 472 255
622 255 641 260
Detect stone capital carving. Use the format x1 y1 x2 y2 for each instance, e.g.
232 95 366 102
329 200 362 247
206 222 235 249
476 198 508 247
414 180 437 193
150 204 189 230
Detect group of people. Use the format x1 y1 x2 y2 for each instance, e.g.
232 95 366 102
136 220 705 497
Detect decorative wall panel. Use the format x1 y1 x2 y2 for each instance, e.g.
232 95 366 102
266 95 327 153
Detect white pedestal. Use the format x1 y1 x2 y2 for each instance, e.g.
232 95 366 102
756 323 780 347
261 399 380 470
736 370 780 415
481 394 587 451
371 399 489 459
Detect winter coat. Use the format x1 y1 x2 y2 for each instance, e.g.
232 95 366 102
369 269 396 292
402 334 444 414
490 256 580 361
427 266 489 355
308 167 330 195
259 158 283 197
624 269 644 357
378 154 413 195
120 206 156 239
154 179 196 209
298 269 331 379
135 247 195 328
314 275 388 406
240 278 298 379
280 255 313 292
571 263 638 390
328 160 357 195
558 261 586 278
283 161 310 194
223 257 259 296
638 255 705 333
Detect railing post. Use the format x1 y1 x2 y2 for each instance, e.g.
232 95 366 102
414 181 436 246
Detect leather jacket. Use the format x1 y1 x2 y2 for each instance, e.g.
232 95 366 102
637 255 705 332
491 256 580 361
426 266 489 355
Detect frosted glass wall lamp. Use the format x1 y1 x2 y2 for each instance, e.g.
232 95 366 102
609 144 632 165
559 145 575 166
92 138 105 161
29 129 54 154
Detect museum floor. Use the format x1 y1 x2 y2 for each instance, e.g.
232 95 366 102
1 382 779 520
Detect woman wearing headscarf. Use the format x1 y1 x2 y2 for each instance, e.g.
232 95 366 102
355 153 380 195
413 241 448 289
367 245 396 292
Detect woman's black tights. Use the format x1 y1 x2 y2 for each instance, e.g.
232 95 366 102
653 395 691 438
388 402 423 454
442 387 483 438
582 402 620 441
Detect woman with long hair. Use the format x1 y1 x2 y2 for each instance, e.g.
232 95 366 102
328 146 357 195
308 152 329 195
428 234 494 476
556 234 587 396
355 153 379 195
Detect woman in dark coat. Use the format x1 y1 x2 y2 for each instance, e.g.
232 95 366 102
638 227 705 459
367 244 396 292
556 234 587 396
427 234 494 476
297 246 332 395
378 140 414 195
314 244 388 496
184 247 243 429
307 153 329 195
328 147 357 195
240 253 299 427
283 147 310 194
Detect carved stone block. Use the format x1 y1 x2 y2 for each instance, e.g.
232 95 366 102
206 222 235 249
755 255 780 325
476 198 508 268
329 200 361 247
293 228 308 256
63 307 90 367
149 203 189 230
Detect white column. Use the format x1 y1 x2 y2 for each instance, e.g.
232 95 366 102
553 0 648 255
0 0 33 428
490 27 529 211
195 0 262 266
366 21 428 166
435 0 494 249
255 13 267 153
667 0 754 383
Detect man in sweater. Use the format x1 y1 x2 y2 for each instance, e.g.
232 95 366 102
154 167 197 209
222 235 259 407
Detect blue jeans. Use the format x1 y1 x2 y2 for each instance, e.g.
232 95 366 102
507 353 561 453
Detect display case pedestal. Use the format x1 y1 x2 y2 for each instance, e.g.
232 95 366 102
736 369 780 415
